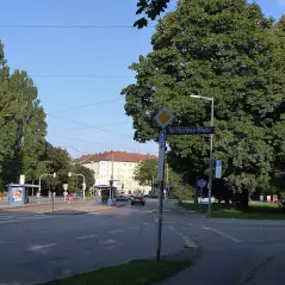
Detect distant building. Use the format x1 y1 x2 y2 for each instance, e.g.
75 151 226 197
76 151 157 194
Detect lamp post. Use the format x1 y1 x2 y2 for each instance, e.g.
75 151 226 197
68 172 86 200
38 172 56 203
190 94 214 217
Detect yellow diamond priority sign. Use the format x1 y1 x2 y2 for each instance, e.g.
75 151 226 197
154 107 175 129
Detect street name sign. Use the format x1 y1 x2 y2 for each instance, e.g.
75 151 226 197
167 126 215 135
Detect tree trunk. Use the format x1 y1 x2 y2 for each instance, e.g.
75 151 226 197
234 189 249 211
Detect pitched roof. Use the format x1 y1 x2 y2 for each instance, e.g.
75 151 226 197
77 151 157 164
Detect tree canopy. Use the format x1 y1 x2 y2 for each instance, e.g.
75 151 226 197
134 0 170 28
134 158 192 198
123 0 285 209
0 42 48 187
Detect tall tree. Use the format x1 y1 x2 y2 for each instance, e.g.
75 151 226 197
134 0 170 28
134 158 188 197
0 43 48 187
123 0 285 209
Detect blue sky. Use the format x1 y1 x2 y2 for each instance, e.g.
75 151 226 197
0 0 284 158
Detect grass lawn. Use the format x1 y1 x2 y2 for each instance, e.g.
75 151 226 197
39 259 192 285
180 201 285 220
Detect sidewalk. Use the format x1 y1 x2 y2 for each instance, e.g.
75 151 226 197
241 253 285 285
158 246 269 285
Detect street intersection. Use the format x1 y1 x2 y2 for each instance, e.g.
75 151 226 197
0 199 285 285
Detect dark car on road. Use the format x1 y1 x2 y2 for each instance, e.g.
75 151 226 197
129 196 145 206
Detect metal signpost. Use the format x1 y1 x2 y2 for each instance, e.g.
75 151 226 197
154 107 175 261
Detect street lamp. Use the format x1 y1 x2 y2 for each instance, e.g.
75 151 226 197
68 172 86 200
190 94 214 217
38 172 57 199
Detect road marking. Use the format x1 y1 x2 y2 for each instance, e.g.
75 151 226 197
202 226 243 243
168 225 197 248
188 223 193 226
26 243 57 252
109 229 124 234
76 234 98 240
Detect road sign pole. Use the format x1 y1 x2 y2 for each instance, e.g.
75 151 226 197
156 130 166 261
154 108 175 262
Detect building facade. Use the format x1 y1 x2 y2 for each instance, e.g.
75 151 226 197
78 151 157 194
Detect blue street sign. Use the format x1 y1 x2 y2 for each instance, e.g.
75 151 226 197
197 179 207 188
215 160 222 179
167 126 215 135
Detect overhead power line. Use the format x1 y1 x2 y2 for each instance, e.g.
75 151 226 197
0 24 155 29
46 97 124 114
47 113 134 139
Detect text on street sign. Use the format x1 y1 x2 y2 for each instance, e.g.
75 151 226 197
167 126 215 135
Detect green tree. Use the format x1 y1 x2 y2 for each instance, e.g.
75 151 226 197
43 144 72 189
134 158 157 187
134 0 170 28
0 43 48 187
123 0 285 209
71 163 95 190
134 158 189 197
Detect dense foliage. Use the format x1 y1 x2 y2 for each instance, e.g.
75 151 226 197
134 158 193 198
134 0 170 28
0 42 47 187
124 0 285 209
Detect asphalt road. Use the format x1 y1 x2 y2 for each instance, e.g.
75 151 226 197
0 199 185 285
2 199 285 285
157 202 285 285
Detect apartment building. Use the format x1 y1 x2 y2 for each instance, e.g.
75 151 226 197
77 151 157 194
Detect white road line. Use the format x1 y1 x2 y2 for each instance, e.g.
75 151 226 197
202 226 243 243
76 234 98 240
168 225 197 248
168 225 176 232
109 229 124 234
26 243 57 252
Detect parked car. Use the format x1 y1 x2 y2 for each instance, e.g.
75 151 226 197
129 196 145 206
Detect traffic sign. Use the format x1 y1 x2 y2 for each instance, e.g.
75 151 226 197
197 179 207 188
167 126 215 135
154 107 175 129
215 160 222 179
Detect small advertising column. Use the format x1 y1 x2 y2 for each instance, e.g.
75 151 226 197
8 185 25 206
